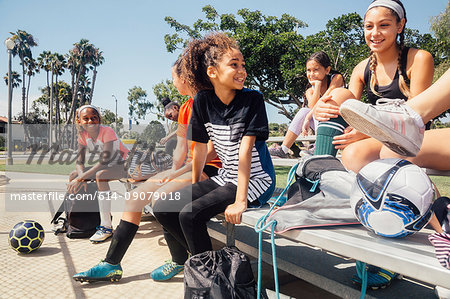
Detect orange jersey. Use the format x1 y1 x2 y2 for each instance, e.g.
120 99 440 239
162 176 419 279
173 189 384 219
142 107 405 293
177 98 221 169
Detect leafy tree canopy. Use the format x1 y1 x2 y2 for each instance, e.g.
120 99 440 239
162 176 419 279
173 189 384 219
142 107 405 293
152 79 189 120
164 6 368 120
139 120 166 146
102 109 124 133
127 86 152 125
164 5 446 121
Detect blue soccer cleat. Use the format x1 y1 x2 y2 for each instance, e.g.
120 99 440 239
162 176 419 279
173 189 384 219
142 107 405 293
73 260 122 283
150 260 184 281
352 265 398 290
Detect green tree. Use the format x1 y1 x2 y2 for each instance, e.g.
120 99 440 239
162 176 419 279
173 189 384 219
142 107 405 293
152 79 189 120
102 109 124 132
164 7 368 119
8 30 38 122
164 5 308 119
139 120 166 145
269 123 288 137
127 86 152 125
56 81 73 122
430 3 449 64
32 81 72 122
164 6 443 120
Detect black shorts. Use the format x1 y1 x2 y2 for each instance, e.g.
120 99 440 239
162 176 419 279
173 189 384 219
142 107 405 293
202 165 219 178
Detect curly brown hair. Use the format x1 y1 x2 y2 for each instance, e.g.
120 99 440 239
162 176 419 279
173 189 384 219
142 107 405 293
182 32 240 94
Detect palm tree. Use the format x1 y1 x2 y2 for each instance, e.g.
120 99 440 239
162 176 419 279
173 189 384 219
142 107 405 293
37 51 53 123
4 71 22 88
52 53 66 125
78 74 92 105
9 30 38 122
24 57 39 114
4 72 22 120
66 39 95 124
87 48 104 104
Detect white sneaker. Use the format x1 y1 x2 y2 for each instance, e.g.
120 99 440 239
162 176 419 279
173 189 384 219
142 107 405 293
89 226 113 243
340 99 424 157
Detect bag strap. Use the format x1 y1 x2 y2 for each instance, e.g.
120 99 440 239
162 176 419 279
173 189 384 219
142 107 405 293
254 164 298 299
51 196 67 224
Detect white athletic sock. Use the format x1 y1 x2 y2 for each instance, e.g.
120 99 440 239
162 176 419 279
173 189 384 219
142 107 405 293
98 191 112 228
405 104 425 128
281 145 290 154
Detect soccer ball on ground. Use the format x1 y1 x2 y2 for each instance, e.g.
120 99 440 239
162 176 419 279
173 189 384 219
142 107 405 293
9 220 45 253
350 159 434 238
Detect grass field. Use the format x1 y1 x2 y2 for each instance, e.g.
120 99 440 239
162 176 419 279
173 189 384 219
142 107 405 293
1 162 448 197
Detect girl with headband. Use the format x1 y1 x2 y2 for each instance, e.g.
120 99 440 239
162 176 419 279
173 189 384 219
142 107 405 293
67 105 129 243
311 0 434 290
312 0 436 173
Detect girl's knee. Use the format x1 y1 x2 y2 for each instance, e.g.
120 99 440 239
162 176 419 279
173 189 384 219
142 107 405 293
341 144 369 173
179 207 193 226
341 144 357 168
330 88 355 105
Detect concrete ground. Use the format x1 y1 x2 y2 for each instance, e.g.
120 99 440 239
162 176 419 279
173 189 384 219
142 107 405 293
1 171 336 299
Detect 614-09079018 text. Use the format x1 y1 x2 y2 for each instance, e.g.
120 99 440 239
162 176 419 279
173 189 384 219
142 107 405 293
121 191 181 201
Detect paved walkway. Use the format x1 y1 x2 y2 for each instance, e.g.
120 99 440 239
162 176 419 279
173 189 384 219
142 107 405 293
1 172 185 298
1 171 336 299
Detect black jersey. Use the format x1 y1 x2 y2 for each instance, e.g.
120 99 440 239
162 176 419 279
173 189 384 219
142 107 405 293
188 88 275 203
364 47 410 104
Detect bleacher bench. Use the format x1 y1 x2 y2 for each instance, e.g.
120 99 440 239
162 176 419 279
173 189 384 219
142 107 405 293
208 207 449 298
207 170 450 298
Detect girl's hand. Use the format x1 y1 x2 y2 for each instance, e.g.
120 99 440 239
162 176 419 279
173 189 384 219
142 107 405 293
301 117 311 136
159 171 177 184
224 201 247 224
310 80 322 88
313 96 340 121
67 179 86 194
160 136 168 145
332 127 367 149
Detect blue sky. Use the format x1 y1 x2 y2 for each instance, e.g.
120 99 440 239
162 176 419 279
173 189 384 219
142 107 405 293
0 0 447 125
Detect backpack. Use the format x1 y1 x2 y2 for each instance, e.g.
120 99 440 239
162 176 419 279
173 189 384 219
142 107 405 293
50 181 101 238
184 246 257 299
286 155 347 203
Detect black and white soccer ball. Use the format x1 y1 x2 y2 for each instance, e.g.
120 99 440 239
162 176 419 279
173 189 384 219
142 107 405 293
350 159 434 238
9 220 45 253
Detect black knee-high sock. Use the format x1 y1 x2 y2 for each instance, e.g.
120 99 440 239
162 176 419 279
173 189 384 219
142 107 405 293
314 116 347 156
104 220 139 265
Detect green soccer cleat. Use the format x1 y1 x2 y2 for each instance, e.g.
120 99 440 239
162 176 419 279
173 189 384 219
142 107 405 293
150 260 184 281
73 260 122 283
352 265 398 290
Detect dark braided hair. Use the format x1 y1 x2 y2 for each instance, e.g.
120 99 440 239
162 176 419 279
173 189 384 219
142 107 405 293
305 51 344 91
182 32 240 94
366 0 409 98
